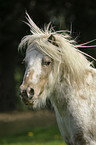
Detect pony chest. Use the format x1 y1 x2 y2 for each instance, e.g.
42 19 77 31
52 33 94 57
54 103 86 144
53 87 96 144
53 101 76 141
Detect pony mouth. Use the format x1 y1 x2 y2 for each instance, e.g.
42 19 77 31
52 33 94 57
21 94 39 106
22 97 33 105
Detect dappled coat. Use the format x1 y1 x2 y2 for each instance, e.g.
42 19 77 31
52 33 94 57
19 13 96 145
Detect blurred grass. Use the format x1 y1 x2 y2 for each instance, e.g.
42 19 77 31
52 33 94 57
0 111 66 145
0 125 66 145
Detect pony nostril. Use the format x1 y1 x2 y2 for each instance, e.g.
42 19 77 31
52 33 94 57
29 88 34 96
19 89 27 98
22 90 27 97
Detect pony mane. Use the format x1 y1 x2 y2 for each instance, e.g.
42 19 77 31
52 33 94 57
19 12 95 85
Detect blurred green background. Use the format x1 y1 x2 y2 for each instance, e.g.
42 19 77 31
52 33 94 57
0 0 96 144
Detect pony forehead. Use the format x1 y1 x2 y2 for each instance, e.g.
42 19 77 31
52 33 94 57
25 48 44 64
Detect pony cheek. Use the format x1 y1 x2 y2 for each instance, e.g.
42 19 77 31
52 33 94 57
35 78 48 96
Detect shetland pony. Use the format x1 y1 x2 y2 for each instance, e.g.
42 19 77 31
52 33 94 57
19 13 96 145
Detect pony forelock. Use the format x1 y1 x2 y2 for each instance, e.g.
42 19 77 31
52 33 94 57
19 12 95 85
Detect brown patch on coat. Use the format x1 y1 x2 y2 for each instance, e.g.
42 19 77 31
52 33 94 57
21 70 34 90
36 56 53 97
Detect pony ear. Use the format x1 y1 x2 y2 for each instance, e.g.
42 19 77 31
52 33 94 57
48 34 58 47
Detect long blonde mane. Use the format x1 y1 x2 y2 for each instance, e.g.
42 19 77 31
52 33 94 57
19 12 93 85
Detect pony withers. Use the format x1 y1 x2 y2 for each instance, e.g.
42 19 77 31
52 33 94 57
19 13 96 145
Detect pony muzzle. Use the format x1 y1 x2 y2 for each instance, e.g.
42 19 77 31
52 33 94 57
19 87 34 104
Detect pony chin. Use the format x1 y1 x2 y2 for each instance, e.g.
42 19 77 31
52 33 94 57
32 92 48 109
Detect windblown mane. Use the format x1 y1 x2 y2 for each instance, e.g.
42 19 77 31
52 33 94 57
19 12 95 85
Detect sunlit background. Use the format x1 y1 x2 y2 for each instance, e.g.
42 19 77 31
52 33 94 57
0 0 96 144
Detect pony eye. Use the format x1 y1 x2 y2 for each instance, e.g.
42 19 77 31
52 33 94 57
42 59 51 66
42 56 52 66
45 61 51 66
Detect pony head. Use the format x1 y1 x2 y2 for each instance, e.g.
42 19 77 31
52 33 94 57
19 13 90 108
